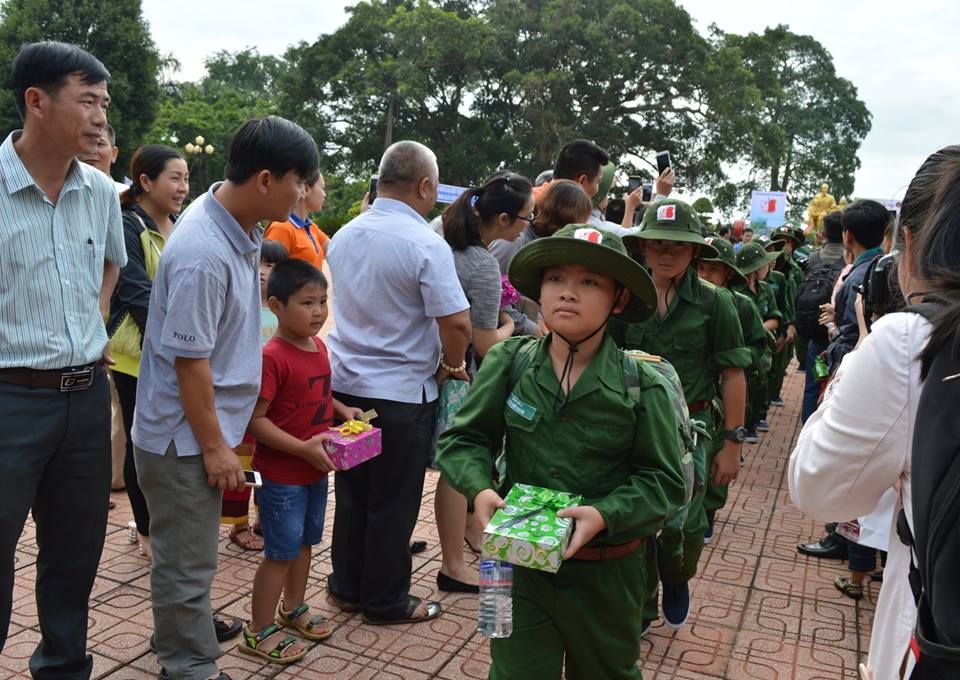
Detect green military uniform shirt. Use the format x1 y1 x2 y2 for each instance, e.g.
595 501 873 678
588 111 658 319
764 269 795 331
608 269 751 405
436 333 686 546
734 279 781 325
731 289 774 378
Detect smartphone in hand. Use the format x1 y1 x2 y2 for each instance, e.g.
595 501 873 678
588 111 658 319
642 183 653 202
368 175 378 203
243 470 263 488
627 175 643 195
656 151 671 175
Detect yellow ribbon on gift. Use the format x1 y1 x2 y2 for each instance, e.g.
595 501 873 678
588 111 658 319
333 409 378 436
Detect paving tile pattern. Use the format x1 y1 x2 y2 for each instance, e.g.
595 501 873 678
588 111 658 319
3 363 877 679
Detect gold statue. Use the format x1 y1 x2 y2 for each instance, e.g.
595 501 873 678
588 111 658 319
830 196 848 213
806 183 837 230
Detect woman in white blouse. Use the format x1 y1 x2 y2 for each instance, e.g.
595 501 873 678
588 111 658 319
789 145 960 680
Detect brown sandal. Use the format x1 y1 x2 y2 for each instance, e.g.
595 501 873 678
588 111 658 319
237 623 307 664
229 525 264 551
835 576 864 600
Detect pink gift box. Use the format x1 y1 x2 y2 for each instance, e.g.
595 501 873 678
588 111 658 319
325 427 382 470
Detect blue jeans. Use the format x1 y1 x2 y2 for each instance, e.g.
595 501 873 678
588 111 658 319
258 476 329 561
802 341 826 424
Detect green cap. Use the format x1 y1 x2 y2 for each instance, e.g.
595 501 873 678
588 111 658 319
592 162 617 207
700 235 747 286
622 199 720 259
508 224 656 322
737 240 782 275
770 225 804 248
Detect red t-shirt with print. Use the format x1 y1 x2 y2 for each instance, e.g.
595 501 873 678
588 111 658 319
252 335 333 485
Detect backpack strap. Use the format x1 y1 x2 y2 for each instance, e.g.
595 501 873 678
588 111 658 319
507 337 541 393
697 278 717 355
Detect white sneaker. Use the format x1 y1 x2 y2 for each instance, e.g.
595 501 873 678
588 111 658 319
127 521 138 544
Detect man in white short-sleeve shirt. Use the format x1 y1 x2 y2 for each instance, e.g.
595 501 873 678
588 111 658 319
325 140 471 625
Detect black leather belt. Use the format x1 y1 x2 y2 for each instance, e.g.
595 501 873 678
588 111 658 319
0 363 102 392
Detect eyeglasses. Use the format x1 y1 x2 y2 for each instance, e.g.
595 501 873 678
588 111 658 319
515 211 537 224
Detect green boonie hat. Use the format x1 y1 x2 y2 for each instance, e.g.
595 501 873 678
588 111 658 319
700 235 747 286
622 199 720 259
592 162 616 207
508 224 656 322
770 225 804 248
737 240 781 274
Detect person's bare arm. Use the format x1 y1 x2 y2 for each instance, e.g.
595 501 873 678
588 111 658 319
436 309 472 383
472 312 514 357
175 356 245 490
247 396 336 472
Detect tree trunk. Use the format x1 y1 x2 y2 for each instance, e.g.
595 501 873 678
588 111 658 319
384 99 394 149
769 161 780 192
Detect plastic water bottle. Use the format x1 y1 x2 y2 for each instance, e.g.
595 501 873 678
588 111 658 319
477 560 513 638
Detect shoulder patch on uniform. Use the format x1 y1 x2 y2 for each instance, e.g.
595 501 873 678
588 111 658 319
625 350 662 363
507 392 537 421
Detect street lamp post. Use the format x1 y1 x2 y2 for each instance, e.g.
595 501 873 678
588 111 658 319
185 135 215 199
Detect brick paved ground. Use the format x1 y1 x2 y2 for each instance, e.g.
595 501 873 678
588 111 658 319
3 363 877 679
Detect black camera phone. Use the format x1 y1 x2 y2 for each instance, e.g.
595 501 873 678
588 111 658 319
627 176 643 195
642 183 653 202
368 175 378 203
656 151 671 175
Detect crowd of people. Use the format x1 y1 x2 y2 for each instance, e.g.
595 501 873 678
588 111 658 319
1 40 958 680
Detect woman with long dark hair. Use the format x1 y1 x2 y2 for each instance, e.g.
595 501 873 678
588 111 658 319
107 144 188 560
433 172 534 592
789 146 960 680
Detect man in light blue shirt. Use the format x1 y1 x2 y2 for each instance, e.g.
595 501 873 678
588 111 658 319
326 140 471 625
132 116 318 680
0 42 125 678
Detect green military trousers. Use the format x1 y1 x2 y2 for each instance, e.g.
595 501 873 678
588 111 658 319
490 551 647 680
642 412 710 620
767 340 793 403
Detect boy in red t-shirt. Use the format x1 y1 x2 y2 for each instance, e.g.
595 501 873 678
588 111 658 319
239 258 362 664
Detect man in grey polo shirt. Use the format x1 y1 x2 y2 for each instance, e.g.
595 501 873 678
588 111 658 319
0 42 126 678
325 140 471 624
133 116 318 680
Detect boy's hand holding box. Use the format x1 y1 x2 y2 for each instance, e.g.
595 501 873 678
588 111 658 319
481 483 582 573
325 410 381 470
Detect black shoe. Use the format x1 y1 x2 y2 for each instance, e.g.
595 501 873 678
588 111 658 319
797 534 847 559
437 571 479 594
410 540 428 555
214 616 242 642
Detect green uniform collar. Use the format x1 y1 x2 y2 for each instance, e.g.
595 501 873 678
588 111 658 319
531 333 623 404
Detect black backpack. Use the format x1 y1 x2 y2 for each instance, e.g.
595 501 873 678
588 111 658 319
795 254 845 343
896 301 960 678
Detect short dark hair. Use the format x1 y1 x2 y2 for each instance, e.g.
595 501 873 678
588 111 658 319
743 227 754 235
822 212 843 243
604 198 626 225
553 139 609 183
841 200 888 249
224 116 319 184
718 226 730 237
11 41 110 120
267 257 327 304
260 239 289 265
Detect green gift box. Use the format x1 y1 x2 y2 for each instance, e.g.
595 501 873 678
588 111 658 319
481 483 582 573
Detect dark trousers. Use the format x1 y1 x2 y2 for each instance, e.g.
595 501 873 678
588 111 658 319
801 341 827 424
112 371 150 536
0 373 111 679
328 391 436 618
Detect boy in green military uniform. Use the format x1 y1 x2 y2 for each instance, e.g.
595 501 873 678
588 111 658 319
697 236 774 539
436 224 686 680
762 232 800 414
612 200 751 630
733 242 782 441
772 226 809 371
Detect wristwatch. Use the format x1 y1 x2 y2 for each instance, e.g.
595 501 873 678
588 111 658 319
723 427 747 444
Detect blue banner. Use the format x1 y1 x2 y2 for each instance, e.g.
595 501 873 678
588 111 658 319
437 183 467 204
749 190 787 233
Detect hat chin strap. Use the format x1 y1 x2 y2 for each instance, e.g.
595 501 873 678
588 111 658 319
550 290 622 413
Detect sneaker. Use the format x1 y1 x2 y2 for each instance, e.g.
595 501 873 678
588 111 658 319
771 397 785 407
662 584 690 629
704 519 714 545
744 429 759 444
756 419 770 432
127 521 138 544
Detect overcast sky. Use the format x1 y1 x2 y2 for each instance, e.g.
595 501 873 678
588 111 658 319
143 0 959 202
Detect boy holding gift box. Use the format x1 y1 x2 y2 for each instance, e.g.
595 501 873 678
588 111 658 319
436 224 686 679
241 258 363 664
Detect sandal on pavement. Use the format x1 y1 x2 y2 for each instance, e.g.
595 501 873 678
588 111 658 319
229 525 264 551
835 576 864 600
325 587 361 613
237 623 307 664
277 602 334 641
363 596 442 626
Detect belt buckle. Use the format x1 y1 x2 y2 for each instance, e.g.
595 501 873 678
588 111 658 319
60 367 93 392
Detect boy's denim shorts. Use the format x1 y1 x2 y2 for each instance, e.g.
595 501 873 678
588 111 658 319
257 476 329 561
